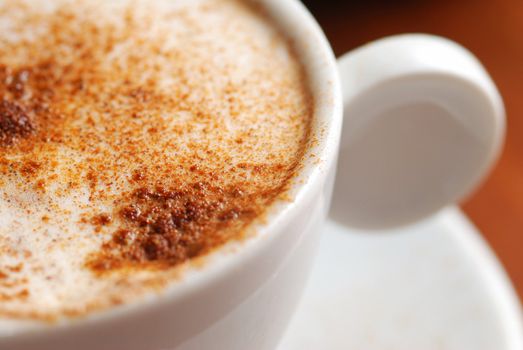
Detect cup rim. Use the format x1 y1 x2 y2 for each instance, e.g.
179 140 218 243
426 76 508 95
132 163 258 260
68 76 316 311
0 0 343 341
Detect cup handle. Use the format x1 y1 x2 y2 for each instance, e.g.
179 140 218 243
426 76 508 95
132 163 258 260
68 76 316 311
331 34 505 229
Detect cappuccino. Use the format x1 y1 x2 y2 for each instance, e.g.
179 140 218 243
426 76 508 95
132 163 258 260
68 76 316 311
0 0 312 322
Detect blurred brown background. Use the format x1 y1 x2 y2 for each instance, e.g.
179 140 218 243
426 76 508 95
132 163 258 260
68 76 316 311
303 0 523 301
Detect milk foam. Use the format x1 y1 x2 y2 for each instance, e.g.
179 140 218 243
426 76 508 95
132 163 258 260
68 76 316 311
0 0 312 322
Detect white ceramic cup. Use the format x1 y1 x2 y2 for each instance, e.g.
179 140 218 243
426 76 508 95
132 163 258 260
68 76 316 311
1 0 504 349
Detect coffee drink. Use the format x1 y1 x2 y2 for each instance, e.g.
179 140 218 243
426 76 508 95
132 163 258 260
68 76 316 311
0 0 313 322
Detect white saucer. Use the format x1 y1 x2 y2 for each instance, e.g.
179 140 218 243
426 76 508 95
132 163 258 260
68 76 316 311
278 207 523 350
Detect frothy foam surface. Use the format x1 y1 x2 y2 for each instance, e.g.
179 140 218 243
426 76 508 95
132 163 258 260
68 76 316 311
0 0 313 322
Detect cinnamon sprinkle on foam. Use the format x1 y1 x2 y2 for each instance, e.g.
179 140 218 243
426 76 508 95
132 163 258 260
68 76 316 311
0 0 313 322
